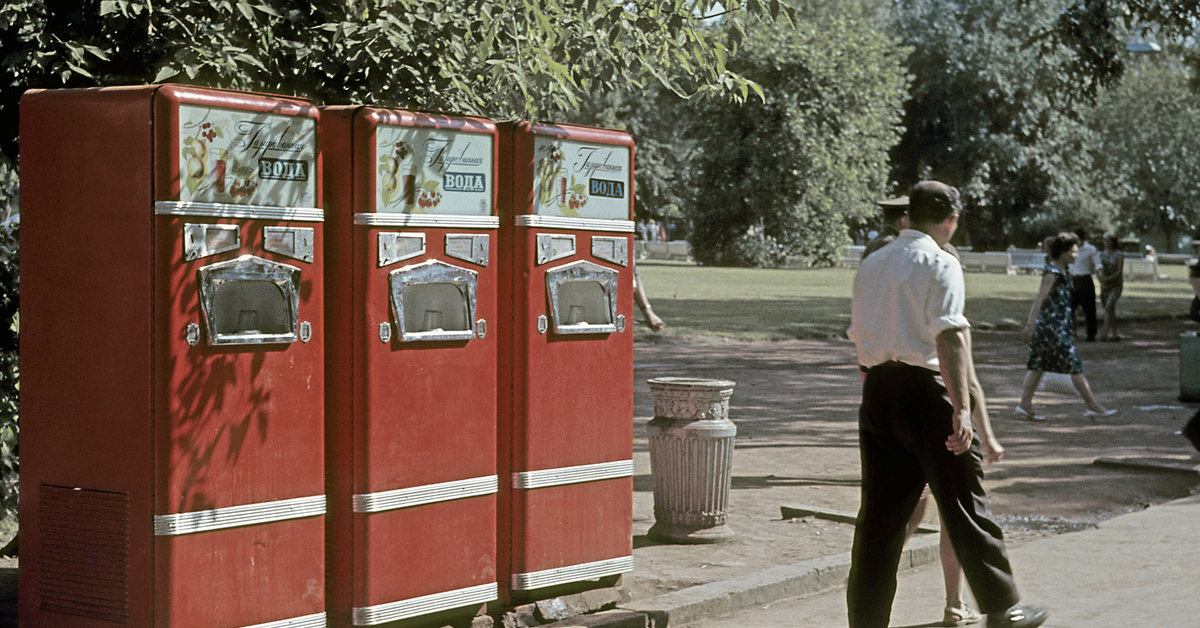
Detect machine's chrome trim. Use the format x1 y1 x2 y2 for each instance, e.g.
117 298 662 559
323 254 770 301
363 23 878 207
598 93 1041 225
198 255 303 345
512 460 634 490
156 201 324 222
352 476 498 513
185 323 200 346
355 213 499 229
545 260 619 335
184 223 241 261
379 232 426 267
511 556 633 591
379 322 392 343
299 321 312 343
389 259 478 342
352 583 497 626
154 495 325 536
476 319 487 339
243 612 327 628
537 315 548 335
514 215 635 233
536 234 576 265
591 236 629 267
445 234 490 266
263 226 315 263
617 315 626 333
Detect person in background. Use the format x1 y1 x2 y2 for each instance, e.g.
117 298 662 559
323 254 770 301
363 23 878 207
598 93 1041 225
1069 229 1100 342
1144 244 1156 262
633 262 664 332
1096 233 1124 342
848 180 1047 628
1188 259 1200 323
1016 232 1116 421
862 196 909 260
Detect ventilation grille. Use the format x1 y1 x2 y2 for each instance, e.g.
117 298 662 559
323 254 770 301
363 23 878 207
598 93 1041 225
38 484 130 623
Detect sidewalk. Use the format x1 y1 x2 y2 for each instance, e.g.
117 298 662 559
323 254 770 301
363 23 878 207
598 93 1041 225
675 491 1200 628
599 325 1200 628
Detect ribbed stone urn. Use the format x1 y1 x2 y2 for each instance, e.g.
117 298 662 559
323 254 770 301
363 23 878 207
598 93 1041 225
646 377 737 544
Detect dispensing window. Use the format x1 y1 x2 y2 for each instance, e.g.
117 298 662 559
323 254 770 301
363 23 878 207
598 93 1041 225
389 259 478 342
198 255 302 345
545 260 618 334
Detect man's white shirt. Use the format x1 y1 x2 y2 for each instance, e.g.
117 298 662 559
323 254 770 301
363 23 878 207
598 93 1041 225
848 229 970 372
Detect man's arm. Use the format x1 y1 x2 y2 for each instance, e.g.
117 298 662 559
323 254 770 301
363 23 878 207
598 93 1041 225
936 327 973 455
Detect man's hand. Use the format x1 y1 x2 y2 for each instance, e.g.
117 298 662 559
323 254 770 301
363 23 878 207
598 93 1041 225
945 407 973 455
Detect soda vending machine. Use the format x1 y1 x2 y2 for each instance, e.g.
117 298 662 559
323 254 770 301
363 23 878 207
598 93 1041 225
322 107 499 626
496 121 635 602
20 86 326 628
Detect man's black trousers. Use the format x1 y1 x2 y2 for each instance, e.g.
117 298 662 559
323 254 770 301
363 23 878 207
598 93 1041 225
1072 274 1098 341
846 363 1019 628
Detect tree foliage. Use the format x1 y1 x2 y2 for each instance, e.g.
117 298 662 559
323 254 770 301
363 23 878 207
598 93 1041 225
889 0 1112 249
595 3 910 267
1091 46 1200 251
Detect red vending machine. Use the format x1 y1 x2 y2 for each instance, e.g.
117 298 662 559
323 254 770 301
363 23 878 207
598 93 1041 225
496 121 635 602
322 107 499 626
20 86 326 628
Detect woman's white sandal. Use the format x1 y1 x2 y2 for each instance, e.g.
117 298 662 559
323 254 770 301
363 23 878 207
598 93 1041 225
943 604 982 626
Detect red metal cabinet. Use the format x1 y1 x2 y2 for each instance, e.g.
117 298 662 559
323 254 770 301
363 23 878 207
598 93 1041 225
322 107 499 627
496 121 635 602
20 86 326 627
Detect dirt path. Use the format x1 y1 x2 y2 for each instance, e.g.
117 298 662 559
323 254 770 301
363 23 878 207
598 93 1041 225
626 317 1200 600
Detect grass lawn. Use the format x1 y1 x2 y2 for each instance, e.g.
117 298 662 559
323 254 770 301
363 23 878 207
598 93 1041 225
633 261 1196 341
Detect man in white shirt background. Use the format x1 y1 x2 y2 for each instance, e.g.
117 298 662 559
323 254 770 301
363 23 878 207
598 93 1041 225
1069 228 1101 342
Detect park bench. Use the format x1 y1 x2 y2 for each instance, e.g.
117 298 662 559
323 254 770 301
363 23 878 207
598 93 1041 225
842 245 865 268
1008 249 1045 274
1124 257 1168 282
958 251 1014 274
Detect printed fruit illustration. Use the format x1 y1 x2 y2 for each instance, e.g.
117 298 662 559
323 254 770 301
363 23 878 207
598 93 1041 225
415 180 442 210
379 141 411 207
536 145 564 207
557 175 589 217
186 156 205 180
182 119 224 196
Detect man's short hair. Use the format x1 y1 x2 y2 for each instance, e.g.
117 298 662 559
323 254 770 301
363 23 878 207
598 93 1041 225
1073 228 1087 242
1048 231 1080 260
908 181 961 226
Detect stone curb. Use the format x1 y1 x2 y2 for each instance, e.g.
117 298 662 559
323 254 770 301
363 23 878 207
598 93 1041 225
614 534 942 627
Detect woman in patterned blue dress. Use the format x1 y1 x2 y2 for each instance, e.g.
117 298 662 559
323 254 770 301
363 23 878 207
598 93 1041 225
1015 232 1116 420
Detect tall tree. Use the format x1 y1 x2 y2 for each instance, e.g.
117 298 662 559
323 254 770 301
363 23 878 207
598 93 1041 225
889 0 1108 249
1092 44 1200 252
668 2 910 266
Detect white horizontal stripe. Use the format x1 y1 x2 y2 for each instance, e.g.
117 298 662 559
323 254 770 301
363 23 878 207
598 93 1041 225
352 582 497 625
514 215 635 233
243 612 326 628
512 460 634 490
511 556 633 591
154 495 325 536
155 201 324 222
354 213 499 229
352 476 498 513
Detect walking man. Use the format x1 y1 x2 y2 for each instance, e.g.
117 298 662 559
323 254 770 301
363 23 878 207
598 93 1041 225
846 181 1048 628
1070 228 1101 342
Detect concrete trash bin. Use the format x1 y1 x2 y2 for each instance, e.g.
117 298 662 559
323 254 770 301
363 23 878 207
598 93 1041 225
646 377 736 543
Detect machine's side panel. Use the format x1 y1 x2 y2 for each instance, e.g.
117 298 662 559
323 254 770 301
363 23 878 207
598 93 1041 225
18 86 158 628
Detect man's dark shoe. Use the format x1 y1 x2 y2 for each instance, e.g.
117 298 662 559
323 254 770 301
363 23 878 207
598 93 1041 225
1183 410 1200 453
986 604 1049 628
